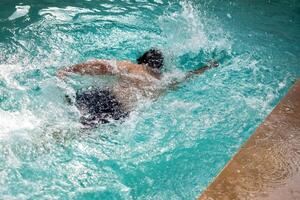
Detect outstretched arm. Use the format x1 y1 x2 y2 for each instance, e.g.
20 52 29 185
57 60 114 78
168 60 219 90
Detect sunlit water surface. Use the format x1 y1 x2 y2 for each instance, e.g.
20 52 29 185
0 0 299 199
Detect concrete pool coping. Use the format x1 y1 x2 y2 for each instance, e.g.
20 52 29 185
198 79 300 200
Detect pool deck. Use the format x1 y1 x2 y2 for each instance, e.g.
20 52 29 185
199 79 300 200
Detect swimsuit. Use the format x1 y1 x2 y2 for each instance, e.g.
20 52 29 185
74 89 128 127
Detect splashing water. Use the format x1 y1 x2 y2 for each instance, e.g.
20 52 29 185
0 0 299 199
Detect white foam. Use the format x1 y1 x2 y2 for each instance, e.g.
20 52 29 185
39 6 92 21
0 109 40 139
8 5 30 21
0 64 26 90
153 0 163 4
159 1 232 58
158 2 208 55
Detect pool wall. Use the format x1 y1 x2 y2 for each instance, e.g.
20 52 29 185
198 79 300 200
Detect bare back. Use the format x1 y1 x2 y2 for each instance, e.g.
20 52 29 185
111 61 162 110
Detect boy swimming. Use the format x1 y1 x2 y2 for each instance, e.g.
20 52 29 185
57 48 218 127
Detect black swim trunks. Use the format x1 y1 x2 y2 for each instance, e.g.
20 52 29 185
74 89 128 127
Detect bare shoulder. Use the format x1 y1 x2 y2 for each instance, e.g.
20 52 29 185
113 60 160 80
116 60 145 74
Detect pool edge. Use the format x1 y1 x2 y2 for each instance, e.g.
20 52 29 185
198 79 300 200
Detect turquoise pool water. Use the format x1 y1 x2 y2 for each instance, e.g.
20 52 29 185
0 0 299 199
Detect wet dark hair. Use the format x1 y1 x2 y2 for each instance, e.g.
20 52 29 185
137 48 164 70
